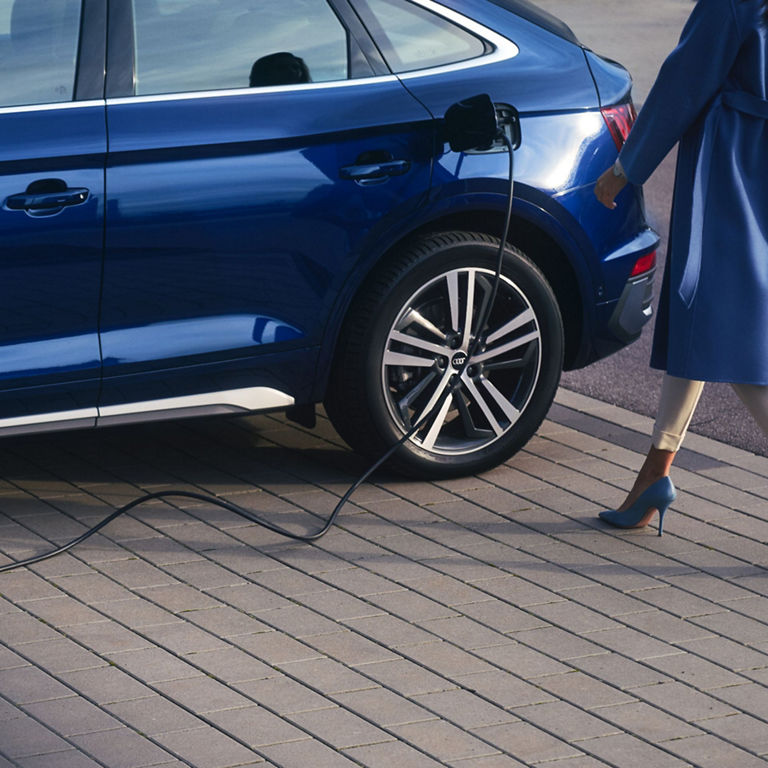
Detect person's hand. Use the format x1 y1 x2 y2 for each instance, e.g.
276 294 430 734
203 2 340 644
595 166 628 209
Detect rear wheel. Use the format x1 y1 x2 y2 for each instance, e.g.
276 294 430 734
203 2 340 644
325 231 564 478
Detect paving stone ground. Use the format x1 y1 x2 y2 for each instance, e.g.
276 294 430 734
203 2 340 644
1 388 767 768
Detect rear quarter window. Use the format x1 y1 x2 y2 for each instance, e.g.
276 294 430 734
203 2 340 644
354 0 490 73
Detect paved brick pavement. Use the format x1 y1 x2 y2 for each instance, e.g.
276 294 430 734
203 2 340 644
1 388 767 767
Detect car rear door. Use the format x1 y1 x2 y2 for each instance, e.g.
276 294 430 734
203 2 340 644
0 0 106 432
98 0 435 414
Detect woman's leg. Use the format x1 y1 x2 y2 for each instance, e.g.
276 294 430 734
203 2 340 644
652 374 705 451
617 374 704 511
731 383 768 439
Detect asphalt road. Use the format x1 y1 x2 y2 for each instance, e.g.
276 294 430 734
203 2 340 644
535 0 768 456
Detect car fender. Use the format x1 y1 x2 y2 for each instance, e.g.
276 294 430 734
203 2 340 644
311 177 598 403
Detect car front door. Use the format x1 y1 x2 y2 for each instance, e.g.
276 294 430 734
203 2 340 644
0 0 106 433
98 0 434 417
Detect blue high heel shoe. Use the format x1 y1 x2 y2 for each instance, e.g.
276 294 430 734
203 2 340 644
598 476 676 537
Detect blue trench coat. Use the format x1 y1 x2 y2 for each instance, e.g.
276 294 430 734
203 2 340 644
619 0 768 384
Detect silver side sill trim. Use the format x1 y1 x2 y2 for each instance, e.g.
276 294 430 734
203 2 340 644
97 386 294 426
0 409 97 437
0 387 294 436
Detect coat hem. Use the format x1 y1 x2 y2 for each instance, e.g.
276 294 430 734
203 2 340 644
650 361 768 387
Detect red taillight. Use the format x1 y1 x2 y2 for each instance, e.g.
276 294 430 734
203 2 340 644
601 102 637 150
630 250 656 277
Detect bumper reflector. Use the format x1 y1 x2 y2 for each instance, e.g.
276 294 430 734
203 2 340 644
630 250 656 277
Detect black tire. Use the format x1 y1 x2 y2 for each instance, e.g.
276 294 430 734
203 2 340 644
325 231 564 478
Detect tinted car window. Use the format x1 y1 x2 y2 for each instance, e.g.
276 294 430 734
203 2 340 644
0 0 81 107
133 0 350 95
355 0 488 73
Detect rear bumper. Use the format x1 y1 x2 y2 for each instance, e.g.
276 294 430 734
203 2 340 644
602 226 658 343
609 268 655 343
569 227 659 368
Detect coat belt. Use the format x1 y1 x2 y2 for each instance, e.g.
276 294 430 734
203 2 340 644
722 89 768 118
678 90 768 307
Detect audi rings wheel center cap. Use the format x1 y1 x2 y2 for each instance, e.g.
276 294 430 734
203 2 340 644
451 352 467 370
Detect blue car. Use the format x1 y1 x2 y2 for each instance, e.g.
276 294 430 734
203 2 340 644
0 0 656 478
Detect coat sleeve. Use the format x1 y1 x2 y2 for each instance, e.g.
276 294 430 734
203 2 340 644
619 0 750 185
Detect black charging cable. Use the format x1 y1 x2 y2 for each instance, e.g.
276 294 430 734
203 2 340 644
0 391 455 573
467 130 515 362
0 133 515 575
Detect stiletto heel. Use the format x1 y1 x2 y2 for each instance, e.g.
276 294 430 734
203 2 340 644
598 476 676 537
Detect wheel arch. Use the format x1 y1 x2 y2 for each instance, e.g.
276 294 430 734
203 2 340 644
312 195 594 404
415 206 587 371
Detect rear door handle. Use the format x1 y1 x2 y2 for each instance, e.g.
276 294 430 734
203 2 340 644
339 159 411 184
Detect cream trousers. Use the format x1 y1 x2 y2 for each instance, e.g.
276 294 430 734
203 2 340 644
653 374 768 452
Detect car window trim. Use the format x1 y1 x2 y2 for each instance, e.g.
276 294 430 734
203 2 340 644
320 0 383 79
104 76 404 106
0 100 104 116
75 0 107 100
106 0 135 98
330 0 391 76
